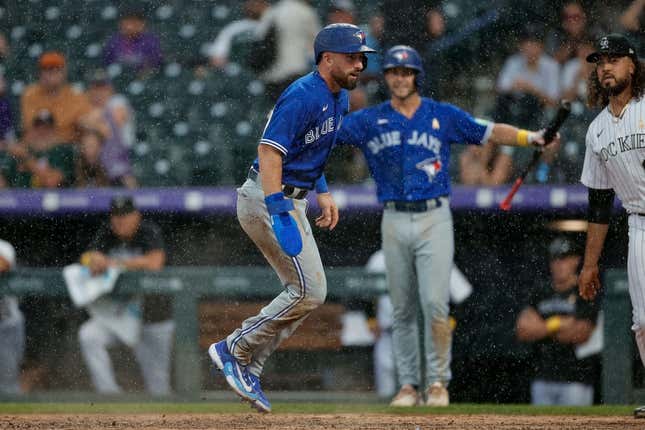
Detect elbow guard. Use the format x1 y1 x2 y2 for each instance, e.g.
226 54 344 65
587 188 615 224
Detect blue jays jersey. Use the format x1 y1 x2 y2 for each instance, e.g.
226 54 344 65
336 98 493 201
252 71 350 189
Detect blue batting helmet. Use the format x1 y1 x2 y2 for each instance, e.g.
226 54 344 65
383 45 424 86
314 23 377 64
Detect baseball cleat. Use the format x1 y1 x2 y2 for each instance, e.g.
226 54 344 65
248 374 272 413
634 405 645 418
208 341 258 402
389 385 420 407
425 382 449 407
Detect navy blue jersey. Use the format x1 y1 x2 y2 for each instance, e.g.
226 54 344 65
336 98 492 201
252 71 350 189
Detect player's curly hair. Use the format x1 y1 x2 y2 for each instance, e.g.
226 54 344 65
587 58 645 108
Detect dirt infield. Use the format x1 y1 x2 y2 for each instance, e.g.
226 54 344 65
1 413 642 430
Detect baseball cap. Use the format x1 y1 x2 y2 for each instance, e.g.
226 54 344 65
314 23 377 63
548 237 581 260
586 33 637 63
109 195 137 216
39 51 66 69
32 109 55 126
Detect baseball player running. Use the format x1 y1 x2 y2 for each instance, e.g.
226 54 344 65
335 45 557 407
208 23 376 413
577 33 645 418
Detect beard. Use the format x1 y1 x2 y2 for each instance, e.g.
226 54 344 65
331 69 359 90
601 75 631 96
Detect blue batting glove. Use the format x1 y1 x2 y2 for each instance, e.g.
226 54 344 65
265 192 303 257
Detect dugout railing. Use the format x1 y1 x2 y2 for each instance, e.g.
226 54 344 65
1 267 639 403
603 269 645 404
0 267 386 396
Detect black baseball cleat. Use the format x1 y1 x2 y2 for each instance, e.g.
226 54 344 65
634 405 645 418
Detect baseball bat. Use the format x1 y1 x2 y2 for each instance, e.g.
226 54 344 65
499 100 572 211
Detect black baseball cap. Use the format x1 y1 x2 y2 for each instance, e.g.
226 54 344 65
586 33 637 63
548 237 581 260
109 195 137 216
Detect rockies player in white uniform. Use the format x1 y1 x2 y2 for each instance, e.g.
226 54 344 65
577 34 645 418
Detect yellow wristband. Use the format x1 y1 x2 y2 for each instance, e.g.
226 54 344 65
80 252 92 266
516 129 530 146
546 316 562 334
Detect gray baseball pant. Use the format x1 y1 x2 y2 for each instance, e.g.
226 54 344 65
228 177 326 377
382 198 453 389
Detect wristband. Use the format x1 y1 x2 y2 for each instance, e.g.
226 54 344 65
545 316 562 335
80 252 92 266
516 129 530 147
265 192 294 215
315 174 328 194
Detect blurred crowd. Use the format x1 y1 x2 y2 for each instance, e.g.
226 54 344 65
0 0 643 189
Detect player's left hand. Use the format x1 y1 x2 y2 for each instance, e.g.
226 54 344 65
529 129 560 148
315 192 339 230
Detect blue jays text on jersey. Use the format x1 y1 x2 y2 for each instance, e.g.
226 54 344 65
252 71 350 189
335 98 493 201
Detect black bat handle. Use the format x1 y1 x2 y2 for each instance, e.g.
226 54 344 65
542 100 572 144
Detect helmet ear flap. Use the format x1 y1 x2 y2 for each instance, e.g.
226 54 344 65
361 54 368 70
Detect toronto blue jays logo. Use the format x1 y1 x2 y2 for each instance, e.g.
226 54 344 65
393 50 409 61
354 30 365 43
416 156 442 181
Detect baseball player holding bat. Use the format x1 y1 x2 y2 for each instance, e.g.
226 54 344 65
576 33 645 418
335 45 559 407
207 23 376 413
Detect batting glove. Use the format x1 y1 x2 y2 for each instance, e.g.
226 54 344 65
265 192 303 257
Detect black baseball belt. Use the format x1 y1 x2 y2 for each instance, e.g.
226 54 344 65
247 168 308 199
384 197 445 212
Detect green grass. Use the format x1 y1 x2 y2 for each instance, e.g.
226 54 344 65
0 402 636 416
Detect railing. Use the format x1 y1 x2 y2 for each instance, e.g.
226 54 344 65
0 267 386 395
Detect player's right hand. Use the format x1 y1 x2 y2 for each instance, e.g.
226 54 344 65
578 264 601 301
529 129 561 148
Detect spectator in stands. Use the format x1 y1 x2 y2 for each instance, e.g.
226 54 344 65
560 42 595 103
82 69 137 188
545 2 592 64
253 0 321 100
420 7 451 100
79 196 174 395
0 33 10 64
496 27 560 111
103 6 162 75
75 129 111 187
21 52 91 143
326 0 356 25
620 0 645 57
0 239 24 395
516 237 601 406
207 0 270 69
361 13 385 82
458 141 514 185
1 110 75 188
0 74 14 144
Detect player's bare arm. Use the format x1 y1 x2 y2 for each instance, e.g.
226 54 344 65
555 318 595 344
257 144 284 196
516 307 549 341
488 123 559 148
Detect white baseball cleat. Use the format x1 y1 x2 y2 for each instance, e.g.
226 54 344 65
425 382 449 407
389 384 420 407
